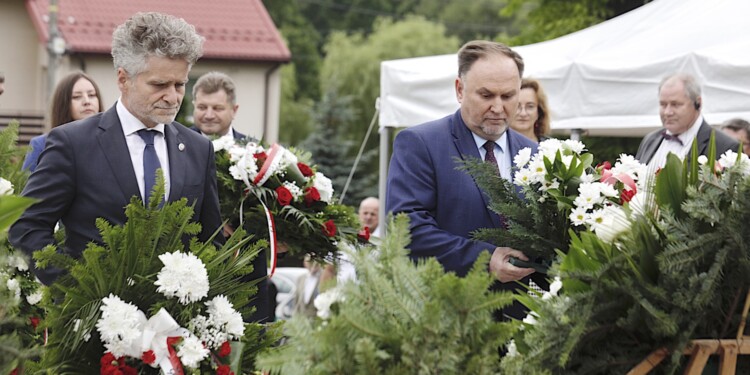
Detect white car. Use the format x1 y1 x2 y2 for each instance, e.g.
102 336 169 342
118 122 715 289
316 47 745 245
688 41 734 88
269 267 308 320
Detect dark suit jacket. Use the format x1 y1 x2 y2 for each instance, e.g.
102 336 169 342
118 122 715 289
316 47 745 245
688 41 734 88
635 120 739 164
386 110 541 319
9 105 223 285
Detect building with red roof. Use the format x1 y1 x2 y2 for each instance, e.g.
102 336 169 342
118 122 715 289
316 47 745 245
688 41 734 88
0 0 290 143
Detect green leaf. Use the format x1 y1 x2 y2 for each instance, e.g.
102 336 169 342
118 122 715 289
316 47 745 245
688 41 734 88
0 195 38 232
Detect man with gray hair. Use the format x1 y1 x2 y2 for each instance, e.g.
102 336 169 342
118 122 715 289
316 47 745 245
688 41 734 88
10 13 222 286
191 71 248 140
720 118 750 156
635 73 738 168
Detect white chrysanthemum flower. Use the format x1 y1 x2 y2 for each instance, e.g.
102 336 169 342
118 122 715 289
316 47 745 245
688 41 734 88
538 138 563 159
719 150 740 170
6 278 20 301
0 178 13 195
569 207 588 226
563 139 586 154
540 179 560 192
212 137 235 153
697 155 708 165
177 335 210 369
313 172 334 203
96 294 146 358
155 252 209 305
576 183 604 208
528 158 547 183
598 182 619 198
513 169 533 186
8 254 28 272
282 181 303 200
513 147 532 168
579 173 595 183
26 290 43 305
314 288 344 320
190 295 245 349
560 154 574 168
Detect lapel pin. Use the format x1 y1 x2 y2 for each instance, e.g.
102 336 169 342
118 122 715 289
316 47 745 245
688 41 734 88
178 143 185 151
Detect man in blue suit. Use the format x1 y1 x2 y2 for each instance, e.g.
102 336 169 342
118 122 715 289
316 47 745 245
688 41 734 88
9 12 222 285
387 40 540 320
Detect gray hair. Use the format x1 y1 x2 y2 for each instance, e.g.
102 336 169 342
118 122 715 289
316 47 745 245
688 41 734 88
659 73 702 104
111 12 204 76
457 40 524 79
192 71 237 105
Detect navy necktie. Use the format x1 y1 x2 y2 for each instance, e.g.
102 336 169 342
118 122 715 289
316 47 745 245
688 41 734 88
661 130 683 146
137 129 161 205
483 140 499 167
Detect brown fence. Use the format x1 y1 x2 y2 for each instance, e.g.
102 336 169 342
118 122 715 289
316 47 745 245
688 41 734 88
0 111 45 146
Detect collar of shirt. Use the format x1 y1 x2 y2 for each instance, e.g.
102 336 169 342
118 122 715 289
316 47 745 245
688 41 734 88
472 131 512 181
116 99 166 136
667 114 703 147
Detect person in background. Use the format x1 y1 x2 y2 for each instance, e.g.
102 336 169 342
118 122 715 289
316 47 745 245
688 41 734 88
23 72 103 172
720 118 750 156
9 12 222 288
358 196 380 237
635 73 738 169
192 71 270 323
386 40 542 320
512 78 550 143
191 71 247 140
293 255 322 319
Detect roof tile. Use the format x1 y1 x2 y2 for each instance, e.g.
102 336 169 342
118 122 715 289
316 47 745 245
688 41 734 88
26 0 291 62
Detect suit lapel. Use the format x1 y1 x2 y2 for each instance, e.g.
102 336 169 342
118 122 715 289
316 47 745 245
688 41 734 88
641 132 662 165
165 123 186 202
694 120 711 157
449 111 502 228
97 107 141 202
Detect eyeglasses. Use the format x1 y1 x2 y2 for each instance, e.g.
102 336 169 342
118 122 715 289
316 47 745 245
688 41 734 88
517 103 538 113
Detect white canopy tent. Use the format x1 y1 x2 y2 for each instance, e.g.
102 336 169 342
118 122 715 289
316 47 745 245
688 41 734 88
377 0 750 232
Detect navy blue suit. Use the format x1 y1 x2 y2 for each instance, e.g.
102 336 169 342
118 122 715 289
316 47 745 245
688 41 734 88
10 105 223 285
386 110 540 319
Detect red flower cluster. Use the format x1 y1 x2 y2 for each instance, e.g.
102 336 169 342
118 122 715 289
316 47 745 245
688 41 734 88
141 350 156 365
216 364 235 375
218 341 232 357
29 316 40 330
100 353 137 375
322 219 337 237
357 226 371 242
304 186 320 206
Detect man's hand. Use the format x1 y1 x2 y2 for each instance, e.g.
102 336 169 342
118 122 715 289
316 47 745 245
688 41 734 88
490 247 535 283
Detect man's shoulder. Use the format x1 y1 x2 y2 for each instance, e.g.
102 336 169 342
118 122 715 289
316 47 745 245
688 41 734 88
403 113 455 137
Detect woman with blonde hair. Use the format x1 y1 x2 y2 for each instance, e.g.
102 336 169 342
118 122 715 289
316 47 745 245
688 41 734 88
513 78 551 143
23 71 103 172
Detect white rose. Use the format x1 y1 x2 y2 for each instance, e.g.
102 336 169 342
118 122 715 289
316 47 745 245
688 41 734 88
313 173 334 203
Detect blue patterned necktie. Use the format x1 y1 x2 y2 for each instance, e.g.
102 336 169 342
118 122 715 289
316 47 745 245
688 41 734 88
137 129 161 205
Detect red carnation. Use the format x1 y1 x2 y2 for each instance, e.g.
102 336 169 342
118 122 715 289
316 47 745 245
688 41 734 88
276 186 293 206
358 226 371 242
322 220 337 237
254 151 268 164
141 350 156 365
304 187 321 206
620 188 636 204
216 364 234 375
596 161 612 171
29 316 40 330
100 352 118 368
297 162 314 177
218 341 232 357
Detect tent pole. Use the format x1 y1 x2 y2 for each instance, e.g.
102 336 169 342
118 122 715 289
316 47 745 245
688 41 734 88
379 125 390 237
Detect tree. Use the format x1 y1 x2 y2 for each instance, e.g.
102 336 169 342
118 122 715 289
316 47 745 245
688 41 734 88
277 63 314 146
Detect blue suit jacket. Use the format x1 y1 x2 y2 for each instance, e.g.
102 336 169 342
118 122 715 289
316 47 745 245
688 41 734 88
9 105 223 284
386 110 539 318
22 134 47 172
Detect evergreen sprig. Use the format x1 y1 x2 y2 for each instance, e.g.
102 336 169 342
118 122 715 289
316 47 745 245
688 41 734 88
257 214 518 374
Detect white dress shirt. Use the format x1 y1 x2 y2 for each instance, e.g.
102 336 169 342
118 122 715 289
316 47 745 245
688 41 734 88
116 99 171 202
473 131 512 181
648 115 703 171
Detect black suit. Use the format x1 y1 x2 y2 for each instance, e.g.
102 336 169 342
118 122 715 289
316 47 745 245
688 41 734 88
635 120 739 164
9 105 223 284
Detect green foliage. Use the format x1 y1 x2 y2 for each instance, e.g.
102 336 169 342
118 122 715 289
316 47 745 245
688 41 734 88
501 151 750 374
0 121 30 194
278 63 315 146
257 214 518 374
34 181 277 373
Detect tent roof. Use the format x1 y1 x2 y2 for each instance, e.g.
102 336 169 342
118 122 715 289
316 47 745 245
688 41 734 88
379 0 750 136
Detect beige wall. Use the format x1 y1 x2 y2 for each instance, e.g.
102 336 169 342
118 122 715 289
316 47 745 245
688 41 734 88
0 2 283 142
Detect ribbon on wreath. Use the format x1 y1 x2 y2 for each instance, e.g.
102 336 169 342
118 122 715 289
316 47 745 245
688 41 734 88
138 308 189 374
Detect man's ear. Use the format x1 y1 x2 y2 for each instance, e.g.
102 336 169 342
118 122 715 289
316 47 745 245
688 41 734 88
455 77 463 103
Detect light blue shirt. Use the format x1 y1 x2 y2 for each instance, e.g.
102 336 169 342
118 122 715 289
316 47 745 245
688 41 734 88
473 131 512 181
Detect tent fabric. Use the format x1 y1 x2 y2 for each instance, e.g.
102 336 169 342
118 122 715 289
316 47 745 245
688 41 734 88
379 0 750 137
